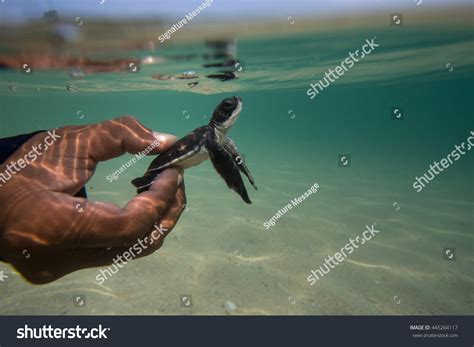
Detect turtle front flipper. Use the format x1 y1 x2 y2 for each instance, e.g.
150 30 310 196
223 137 257 190
206 140 252 204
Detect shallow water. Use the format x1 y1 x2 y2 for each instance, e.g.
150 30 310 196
0 17 473 315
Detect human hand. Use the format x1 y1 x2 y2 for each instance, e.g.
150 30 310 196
0 116 186 284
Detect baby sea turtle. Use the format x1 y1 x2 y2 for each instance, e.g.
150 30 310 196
132 96 257 204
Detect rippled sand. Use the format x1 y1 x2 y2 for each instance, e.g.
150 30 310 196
1 156 472 315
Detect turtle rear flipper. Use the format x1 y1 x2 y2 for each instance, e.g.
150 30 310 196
206 140 251 204
132 172 157 193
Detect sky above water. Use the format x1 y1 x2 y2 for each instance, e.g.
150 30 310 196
0 0 471 23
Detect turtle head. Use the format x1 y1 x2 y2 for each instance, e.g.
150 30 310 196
210 96 242 132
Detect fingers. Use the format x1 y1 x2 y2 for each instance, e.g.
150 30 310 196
141 180 187 253
32 168 182 248
159 179 187 233
84 115 178 162
3 177 187 284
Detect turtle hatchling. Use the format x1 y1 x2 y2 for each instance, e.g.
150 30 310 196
132 96 257 203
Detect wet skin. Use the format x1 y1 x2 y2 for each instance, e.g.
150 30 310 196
0 116 186 284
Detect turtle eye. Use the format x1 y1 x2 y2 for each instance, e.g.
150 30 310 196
223 99 234 108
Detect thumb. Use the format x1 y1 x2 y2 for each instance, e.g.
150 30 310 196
81 116 177 162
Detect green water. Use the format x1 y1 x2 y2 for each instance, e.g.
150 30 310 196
0 22 473 315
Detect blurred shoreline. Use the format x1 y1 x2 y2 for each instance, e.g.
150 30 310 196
0 7 472 54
